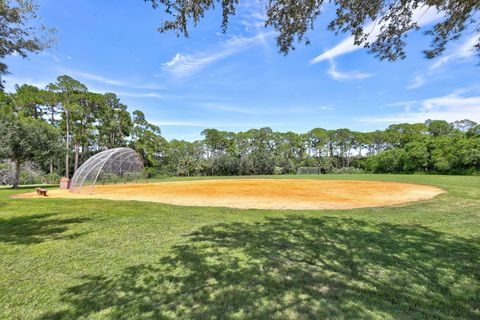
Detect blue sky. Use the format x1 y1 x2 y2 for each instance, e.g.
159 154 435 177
4 0 480 141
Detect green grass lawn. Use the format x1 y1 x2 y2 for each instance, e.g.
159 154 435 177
0 174 479 319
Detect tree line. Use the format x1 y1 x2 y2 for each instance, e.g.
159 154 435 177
1 75 479 187
164 122 480 176
0 75 164 187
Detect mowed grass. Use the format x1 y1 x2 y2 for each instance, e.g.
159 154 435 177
0 174 479 319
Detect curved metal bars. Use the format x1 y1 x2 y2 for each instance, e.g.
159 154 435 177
69 147 144 194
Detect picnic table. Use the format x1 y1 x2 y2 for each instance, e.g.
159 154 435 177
36 188 48 196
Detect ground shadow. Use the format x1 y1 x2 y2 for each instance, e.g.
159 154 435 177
0 213 90 245
41 216 480 319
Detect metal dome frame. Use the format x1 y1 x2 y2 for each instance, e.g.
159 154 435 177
69 147 144 194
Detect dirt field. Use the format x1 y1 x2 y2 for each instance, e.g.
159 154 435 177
13 179 445 210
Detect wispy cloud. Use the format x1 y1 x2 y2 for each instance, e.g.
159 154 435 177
406 74 426 89
317 106 334 111
358 91 480 123
115 91 163 98
58 68 164 90
238 0 267 32
327 60 372 81
2 76 50 92
196 101 336 115
430 35 479 70
385 100 418 112
240 11 266 31
85 86 164 99
311 6 443 64
161 32 273 79
405 35 478 89
198 102 260 114
154 120 288 128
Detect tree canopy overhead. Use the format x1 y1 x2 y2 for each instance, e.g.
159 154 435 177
145 0 479 61
0 0 54 88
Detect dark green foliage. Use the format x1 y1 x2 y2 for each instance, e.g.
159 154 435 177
0 0 54 88
366 148 406 173
145 0 479 61
1 76 479 183
0 111 62 187
367 123 480 174
169 121 480 176
0 76 164 184
426 119 453 137
130 110 166 167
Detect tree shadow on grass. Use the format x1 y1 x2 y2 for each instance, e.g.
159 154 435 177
41 216 480 319
0 213 90 245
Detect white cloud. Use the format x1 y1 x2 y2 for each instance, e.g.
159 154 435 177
163 53 183 68
115 91 163 98
198 102 259 114
154 120 287 128
385 100 418 112
358 91 480 124
2 76 50 92
58 68 164 90
317 106 334 110
327 60 372 80
311 6 443 64
39 51 61 63
154 121 208 127
162 32 273 79
196 102 337 115
406 74 426 89
84 86 164 99
404 35 478 89
430 35 479 70
238 0 267 32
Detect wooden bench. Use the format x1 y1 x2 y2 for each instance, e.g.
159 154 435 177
36 188 48 196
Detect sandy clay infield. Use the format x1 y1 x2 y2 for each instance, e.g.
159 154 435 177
14 179 445 210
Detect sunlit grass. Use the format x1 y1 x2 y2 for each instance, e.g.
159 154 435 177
0 174 479 319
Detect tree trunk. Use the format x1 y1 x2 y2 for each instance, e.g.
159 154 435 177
74 141 79 172
81 143 86 163
65 110 70 178
111 132 115 148
12 160 21 189
33 106 39 119
49 106 55 175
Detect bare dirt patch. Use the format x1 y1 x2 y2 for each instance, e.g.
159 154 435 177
13 179 445 210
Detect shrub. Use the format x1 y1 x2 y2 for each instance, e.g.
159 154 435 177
273 166 283 175
19 170 43 185
98 172 118 183
0 161 15 185
42 173 61 184
123 171 144 181
144 167 157 178
19 162 44 185
0 161 63 185
365 149 406 173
